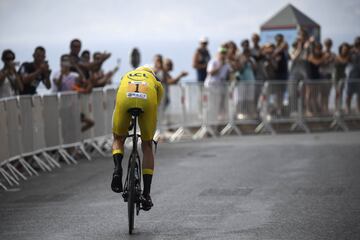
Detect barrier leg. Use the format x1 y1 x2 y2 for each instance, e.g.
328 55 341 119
79 144 92 161
18 158 39 176
330 112 349 131
42 152 61 168
6 163 27 181
89 140 106 157
220 123 241 136
58 149 77 165
0 181 8 190
290 121 310 133
193 125 216 140
255 120 275 135
1 167 19 186
169 127 192 142
33 155 52 172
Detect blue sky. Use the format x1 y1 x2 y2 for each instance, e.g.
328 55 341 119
1 0 359 82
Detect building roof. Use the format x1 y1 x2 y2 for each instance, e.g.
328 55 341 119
261 4 320 30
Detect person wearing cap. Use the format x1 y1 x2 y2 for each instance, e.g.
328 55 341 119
204 46 232 120
204 46 231 86
193 37 211 83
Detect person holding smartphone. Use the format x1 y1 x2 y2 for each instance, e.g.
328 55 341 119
0 49 23 98
18 46 51 95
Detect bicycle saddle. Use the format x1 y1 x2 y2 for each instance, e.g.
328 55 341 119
128 108 143 117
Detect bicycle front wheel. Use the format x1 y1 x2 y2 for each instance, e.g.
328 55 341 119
128 154 136 234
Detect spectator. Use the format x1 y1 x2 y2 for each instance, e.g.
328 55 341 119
333 43 350 111
162 58 188 126
163 58 188 85
193 37 211 83
19 46 51 95
238 39 256 81
0 49 23 98
320 38 336 79
345 36 360 114
288 29 312 112
305 41 323 116
53 54 82 92
205 47 231 86
251 33 267 81
319 38 336 114
153 54 168 128
273 34 289 81
91 52 118 88
68 39 110 77
153 54 166 93
237 40 257 116
80 50 91 79
205 47 231 120
268 34 289 114
53 54 94 132
226 41 240 82
263 44 277 80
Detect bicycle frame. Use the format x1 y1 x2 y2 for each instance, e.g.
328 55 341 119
122 113 142 234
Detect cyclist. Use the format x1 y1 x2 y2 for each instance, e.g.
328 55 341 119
111 65 163 211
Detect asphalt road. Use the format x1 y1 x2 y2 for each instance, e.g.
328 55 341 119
1 132 360 240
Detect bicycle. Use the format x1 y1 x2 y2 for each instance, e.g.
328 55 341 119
121 108 143 234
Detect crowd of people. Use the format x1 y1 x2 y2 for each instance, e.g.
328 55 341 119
1 29 360 118
0 39 120 131
193 29 360 115
0 39 118 99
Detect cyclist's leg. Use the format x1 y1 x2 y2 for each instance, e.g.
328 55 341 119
141 140 154 196
111 98 131 193
112 133 127 171
138 104 157 209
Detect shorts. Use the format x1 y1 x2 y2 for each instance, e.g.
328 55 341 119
112 84 158 141
347 81 360 97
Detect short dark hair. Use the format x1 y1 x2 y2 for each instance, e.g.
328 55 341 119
34 46 46 53
70 39 81 46
241 39 249 47
93 51 101 59
1 49 15 62
81 50 90 57
339 42 350 54
275 33 284 39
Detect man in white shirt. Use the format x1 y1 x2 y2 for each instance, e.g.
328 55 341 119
204 46 231 121
204 47 231 87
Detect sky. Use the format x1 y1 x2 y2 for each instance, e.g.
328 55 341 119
0 0 359 84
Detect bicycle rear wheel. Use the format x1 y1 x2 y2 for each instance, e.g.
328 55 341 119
128 154 136 234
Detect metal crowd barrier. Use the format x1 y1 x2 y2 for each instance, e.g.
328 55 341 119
1 79 360 190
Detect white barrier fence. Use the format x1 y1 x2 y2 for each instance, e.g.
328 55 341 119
1 80 359 190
